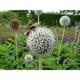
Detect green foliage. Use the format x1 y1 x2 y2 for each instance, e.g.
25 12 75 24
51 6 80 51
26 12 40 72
0 10 80 27
0 35 80 70
0 35 28 69
11 10 29 25
41 42 80 70
40 13 80 27
0 11 17 24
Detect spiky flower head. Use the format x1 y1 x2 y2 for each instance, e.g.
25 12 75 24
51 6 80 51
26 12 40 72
27 27 55 55
10 19 19 31
24 54 33 62
35 10 42 15
59 16 71 27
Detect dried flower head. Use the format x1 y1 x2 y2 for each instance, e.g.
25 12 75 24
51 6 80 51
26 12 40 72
10 19 19 31
27 27 55 55
59 16 71 27
24 54 33 62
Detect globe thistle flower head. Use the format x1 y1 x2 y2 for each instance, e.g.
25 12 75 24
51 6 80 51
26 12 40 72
27 27 55 55
35 10 42 15
10 19 20 31
24 54 33 62
59 16 71 27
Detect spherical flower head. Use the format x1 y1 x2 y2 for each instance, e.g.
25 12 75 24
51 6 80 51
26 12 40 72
10 19 19 31
24 54 33 62
27 27 55 55
59 16 71 27
35 10 42 15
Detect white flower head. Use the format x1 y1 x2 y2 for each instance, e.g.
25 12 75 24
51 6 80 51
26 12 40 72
27 27 55 55
24 54 33 62
35 10 42 15
59 16 71 27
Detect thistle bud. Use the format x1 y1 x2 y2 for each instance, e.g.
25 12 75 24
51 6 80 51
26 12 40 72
24 54 33 62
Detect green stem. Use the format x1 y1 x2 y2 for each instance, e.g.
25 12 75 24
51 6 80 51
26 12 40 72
39 56 42 70
74 35 79 54
15 32 19 69
71 27 78 50
76 31 80 48
58 27 65 62
55 28 59 45
38 15 40 24
74 27 78 42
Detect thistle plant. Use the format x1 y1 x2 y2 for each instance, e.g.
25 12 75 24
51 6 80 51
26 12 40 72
10 19 20 69
58 16 70 62
27 27 55 70
24 54 34 69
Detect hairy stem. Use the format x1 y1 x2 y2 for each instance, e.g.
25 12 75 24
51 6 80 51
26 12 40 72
15 32 19 69
58 27 65 62
76 30 80 45
39 56 42 70
74 27 78 42
38 15 40 24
